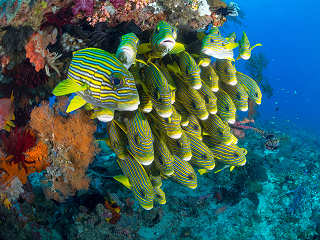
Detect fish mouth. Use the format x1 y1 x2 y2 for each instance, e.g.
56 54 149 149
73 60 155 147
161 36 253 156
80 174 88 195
117 99 140 111
157 109 173 118
168 131 182 139
181 121 189 127
207 165 215 170
240 106 248 111
199 112 209 120
159 38 175 52
142 107 152 113
227 79 237 86
201 48 234 60
97 114 114 122
140 158 154 166
228 118 236 124
212 87 219 92
182 154 192 161
164 169 174 176
189 184 197 189
192 82 202 90
209 108 218 114
141 204 153 210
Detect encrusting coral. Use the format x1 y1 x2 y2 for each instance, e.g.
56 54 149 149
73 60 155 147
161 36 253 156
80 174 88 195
29 99 97 202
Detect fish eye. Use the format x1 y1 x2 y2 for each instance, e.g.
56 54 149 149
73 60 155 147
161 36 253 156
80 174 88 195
156 26 160 33
236 92 241 100
191 101 197 109
153 91 158 100
201 154 207 160
187 174 193 180
193 124 199 131
204 95 209 103
255 92 259 98
139 189 146 198
134 134 139 144
111 77 122 87
217 130 223 136
164 118 169 123
210 38 214 43
233 153 239 158
158 155 163 165
225 105 229 111
176 140 181 148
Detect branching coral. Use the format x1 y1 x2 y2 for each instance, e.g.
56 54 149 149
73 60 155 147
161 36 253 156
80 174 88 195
29 100 97 202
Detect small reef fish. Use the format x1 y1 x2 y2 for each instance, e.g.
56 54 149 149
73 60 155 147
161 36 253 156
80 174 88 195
114 155 155 210
237 32 262 60
107 120 128 160
182 115 202 141
157 63 177 104
136 84 153 113
175 81 209 121
0 92 15 132
52 48 140 121
221 82 249 111
140 62 173 118
215 89 236 124
125 110 154 166
166 131 192 161
173 101 190 127
116 33 140 69
236 71 262 105
138 21 185 59
205 143 247 166
188 133 216 170
171 155 197 189
226 32 236 42
214 59 237 86
197 81 218 114
200 65 219 92
201 29 238 60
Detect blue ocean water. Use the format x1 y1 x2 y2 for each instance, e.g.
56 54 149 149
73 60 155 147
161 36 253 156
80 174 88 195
225 0 320 134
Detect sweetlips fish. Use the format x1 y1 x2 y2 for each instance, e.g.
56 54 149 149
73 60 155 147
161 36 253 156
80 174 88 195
107 120 128 160
0 92 15 132
138 21 185 59
114 155 155 210
166 131 192 161
236 71 262 105
148 108 182 139
182 115 202 141
52 48 140 122
197 81 218 114
188 133 216 170
221 82 249 111
153 186 166 205
140 62 173 118
151 127 174 176
175 81 209 121
125 109 154 166
136 84 153 113
215 89 236 124
200 65 219 92
171 155 197 189
204 142 247 166
201 114 235 145
201 29 238 60
226 32 236 42
173 102 190 127
146 166 166 204
237 32 262 60
157 63 177 104
116 33 140 69
214 59 237 86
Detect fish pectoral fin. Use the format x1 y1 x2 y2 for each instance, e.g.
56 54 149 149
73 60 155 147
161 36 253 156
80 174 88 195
137 43 152 54
251 43 263 50
169 42 185 54
225 41 239 50
113 175 132 190
66 95 87 113
6 120 15 127
198 169 208 175
52 79 88 96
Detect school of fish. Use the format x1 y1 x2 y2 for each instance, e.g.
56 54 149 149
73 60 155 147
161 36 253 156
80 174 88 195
52 21 262 210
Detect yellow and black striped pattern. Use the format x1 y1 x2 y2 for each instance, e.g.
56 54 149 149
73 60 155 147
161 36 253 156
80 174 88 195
178 51 202 89
236 71 262 105
197 81 218 114
216 89 236 124
171 155 197 189
182 115 202 140
108 120 128 160
166 131 192 161
200 65 219 92
221 82 248 112
214 59 237 86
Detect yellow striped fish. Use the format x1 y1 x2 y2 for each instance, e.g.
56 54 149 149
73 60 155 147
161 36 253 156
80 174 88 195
197 81 218 114
53 48 140 114
205 143 247 166
166 131 192 161
89 107 115 122
116 33 139 69
158 63 177 104
126 110 154 166
182 115 202 141
200 65 219 92
148 108 182 139
107 120 128 160
141 62 173 118
173 102 190 127
221 82 249 112
115 155 155 210
201 114 235 145
236 71 262 105
237 32 262 60
176 81 209 121
151 21 177 57
178 51 202 90
214 59 237 86
187 133 216 170
215 89 236 124
136 84 153 113
201 29 238 60
171 155 197 189
153 186 166 205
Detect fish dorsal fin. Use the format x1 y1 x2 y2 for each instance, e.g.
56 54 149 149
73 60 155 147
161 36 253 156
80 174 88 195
169 42 185 55
66 95 87 113
138 43 152 54
113 175 132 189
52 79 88 96
250 43 263 50
114 119 128 135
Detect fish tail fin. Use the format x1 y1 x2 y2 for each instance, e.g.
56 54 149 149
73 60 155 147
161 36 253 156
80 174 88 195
251 43 263 50
66 95 87 113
